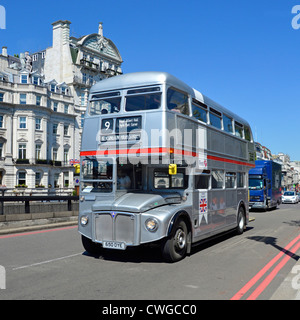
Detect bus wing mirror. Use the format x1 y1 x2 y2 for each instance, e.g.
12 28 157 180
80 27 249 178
169 164 177 175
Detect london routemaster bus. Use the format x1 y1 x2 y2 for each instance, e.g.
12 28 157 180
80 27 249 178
79 72 255 262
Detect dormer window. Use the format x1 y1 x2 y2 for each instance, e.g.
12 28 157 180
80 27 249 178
33 76 39 85
50 84 56 92
21 74 28 84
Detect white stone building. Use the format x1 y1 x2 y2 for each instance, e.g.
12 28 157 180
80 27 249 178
0 20 123 192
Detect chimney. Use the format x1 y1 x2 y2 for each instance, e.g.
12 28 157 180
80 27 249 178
98 22 103 37
52 20 71 47
2 46 7 57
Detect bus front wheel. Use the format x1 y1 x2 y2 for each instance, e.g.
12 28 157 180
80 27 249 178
81 235 102 255
162 219 188 263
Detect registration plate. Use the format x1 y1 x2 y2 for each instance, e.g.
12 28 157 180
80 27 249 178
102 241 126 250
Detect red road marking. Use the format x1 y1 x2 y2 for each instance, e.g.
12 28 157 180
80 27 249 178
0 226 77 239
231 234 300 300
247 239 300 300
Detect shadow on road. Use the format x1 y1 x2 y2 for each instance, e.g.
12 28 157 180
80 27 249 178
82 245 164 263
246 236 300 261
283 220 300 227
82 226 255 264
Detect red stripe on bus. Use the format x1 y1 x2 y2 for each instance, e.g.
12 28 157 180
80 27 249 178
207 155 255 167
80 147 169 156
80 149 255 167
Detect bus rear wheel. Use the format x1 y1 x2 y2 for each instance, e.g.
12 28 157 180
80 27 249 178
162 219 188 263
236 206 246 235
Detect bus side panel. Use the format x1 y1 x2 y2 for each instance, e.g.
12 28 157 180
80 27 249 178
81 118 100 151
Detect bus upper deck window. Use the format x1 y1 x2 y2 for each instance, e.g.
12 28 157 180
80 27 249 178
125 92 161 112
209 108 222 129
244 126 252 141
167 88 189 115
89 92 121 116
192 104 207 123
223 115 233 134
235 121 244 138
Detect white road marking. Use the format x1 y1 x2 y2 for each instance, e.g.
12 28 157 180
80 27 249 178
12 253 82 270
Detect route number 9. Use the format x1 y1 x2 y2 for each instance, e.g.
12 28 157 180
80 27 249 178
101 119 113 132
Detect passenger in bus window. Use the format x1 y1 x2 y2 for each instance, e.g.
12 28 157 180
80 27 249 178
117 168 131 189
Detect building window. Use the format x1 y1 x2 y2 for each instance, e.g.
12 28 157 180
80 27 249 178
81 92 85 106
53 148 58 161
53 102 58 112
54 173 59 188
64 148 69 165
35 144 41 160
0 93 3 102
53 123 58 135
63 172 69 187
0 115 3 128
21 75 28 84
82 73 87 84
81 114 84 128
20 94 27 105
63 124 69 136
18 144 27 159
18 171 26 186
36 95 41 106
0 142 3 158
50 84 56 92
35 118 41 130
33 76 39 85
35 172 42 186
19 117 27 129
64 104 68 114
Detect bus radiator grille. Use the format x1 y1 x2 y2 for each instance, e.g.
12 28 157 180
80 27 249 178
95 213 135 244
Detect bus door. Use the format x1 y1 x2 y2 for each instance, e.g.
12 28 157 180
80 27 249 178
193 172 212 237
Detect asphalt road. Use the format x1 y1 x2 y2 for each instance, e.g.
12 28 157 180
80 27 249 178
0 203 299 300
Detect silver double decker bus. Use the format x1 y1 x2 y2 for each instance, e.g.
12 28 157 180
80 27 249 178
79 72 255 262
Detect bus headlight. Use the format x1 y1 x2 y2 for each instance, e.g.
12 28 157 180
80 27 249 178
145 218 158 232
80 216 89 226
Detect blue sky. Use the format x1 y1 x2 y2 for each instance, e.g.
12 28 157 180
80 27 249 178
1 0 300 159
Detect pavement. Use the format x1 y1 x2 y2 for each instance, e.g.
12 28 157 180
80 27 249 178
0 215 78 235
0 216 299 300
270 256 300 300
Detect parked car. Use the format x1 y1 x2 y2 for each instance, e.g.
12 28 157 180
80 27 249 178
282 191 299 204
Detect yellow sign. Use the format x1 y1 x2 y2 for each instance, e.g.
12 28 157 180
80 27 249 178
74 164 80 174
169 164 177 175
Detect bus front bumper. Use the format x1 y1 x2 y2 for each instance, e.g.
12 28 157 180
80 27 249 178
78 210 169 249
249 201 266 210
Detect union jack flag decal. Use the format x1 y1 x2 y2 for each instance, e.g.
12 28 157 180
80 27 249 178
199 198 208 213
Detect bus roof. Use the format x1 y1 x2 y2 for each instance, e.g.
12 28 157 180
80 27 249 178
90 71 251 128
90 71 192 94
